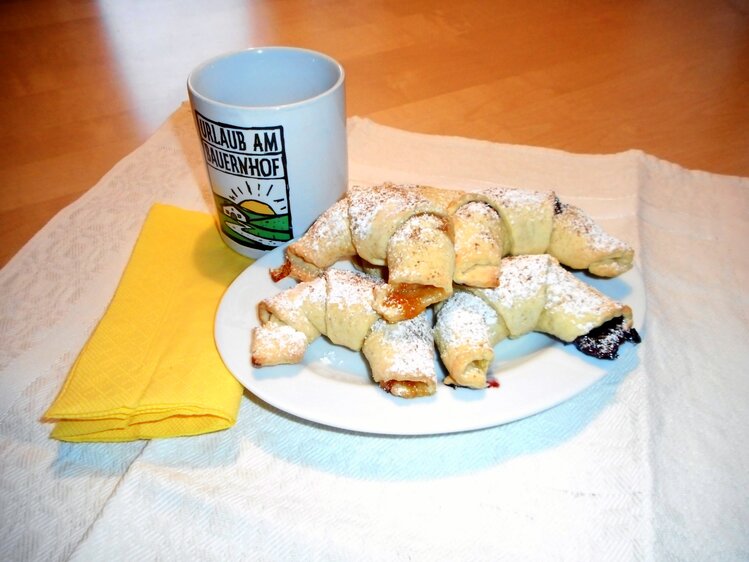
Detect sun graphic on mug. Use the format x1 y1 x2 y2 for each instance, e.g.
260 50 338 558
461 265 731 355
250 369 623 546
240 199 275 215
216 180 293 250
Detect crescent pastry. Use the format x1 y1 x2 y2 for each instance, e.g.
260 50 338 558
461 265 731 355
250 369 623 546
271 183 634 320
252 268 437 398
271 183 454 322
434 254 640 388
362 312 437 399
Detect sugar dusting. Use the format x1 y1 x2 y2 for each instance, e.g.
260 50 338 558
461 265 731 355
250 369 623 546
368 313 435 379
556 202 627 253
439 254 622 343
543 262 611 332
347 184 432 243
325 269 380 309
388 213 450 280
265 276 325 319
483 186 552 210
456 200 498 221
256 324 308 356
489 255 549 310
296 198 351 256
257 183 636 389
574 317 640 359
435 291 498 348
454 201 500 245
389 213 446 245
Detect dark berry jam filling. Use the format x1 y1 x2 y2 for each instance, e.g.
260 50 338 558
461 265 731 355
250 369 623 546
574 316 641 360
553 196 565 215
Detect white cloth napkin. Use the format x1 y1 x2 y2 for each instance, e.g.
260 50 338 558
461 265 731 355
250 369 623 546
1 103 747 561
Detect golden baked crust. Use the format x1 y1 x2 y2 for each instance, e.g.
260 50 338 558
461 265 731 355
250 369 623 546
252 268 437 398
362 313 437 398
434 254 634 388
548 201 634 277
451 200 503 287
272 183 633 294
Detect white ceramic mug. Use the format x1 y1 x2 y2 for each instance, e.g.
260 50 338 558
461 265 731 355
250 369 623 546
187 47 347 259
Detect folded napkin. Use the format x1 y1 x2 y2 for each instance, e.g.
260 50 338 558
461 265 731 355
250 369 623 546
43 204 251 442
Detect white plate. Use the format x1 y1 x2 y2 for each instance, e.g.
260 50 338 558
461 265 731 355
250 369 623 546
215 244 646 435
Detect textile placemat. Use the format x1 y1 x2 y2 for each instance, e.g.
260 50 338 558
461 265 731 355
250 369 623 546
1 103 747 561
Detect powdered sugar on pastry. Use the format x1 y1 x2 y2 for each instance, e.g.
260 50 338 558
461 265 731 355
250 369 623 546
347 184 426 243
543 261 613 332
434 291 498 349
345 183 452 268
548 202 633 276
265 276 324 316
454 201 499 243
492 255 549 309
555 203 625 253
386 213 453 287
434 253 638 388
484 186 551 209
299 199 352 259
325 269 380 308
367 313 435 380
251 324 308 367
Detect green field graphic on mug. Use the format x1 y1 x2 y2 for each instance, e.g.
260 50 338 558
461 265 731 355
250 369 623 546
195 111 293 251
213 184 292 250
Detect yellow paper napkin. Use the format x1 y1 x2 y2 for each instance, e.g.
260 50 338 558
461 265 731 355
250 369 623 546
44 204 252 442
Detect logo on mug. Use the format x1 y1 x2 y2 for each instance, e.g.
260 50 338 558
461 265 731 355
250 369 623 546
195 111 292 251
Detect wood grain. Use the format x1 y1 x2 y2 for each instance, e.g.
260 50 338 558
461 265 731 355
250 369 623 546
1 0 747 266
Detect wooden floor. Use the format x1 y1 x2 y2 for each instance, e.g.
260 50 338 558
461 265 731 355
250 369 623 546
1 0 747 267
